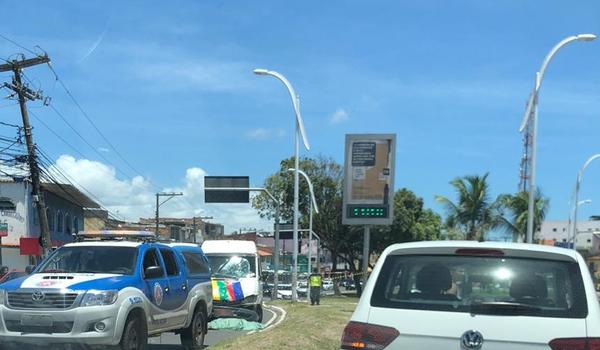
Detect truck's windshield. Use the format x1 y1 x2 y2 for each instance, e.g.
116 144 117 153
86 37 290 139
208 254 257 279
38 246 138 275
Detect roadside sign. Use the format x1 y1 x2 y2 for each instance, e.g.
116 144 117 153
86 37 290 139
0 223 7 237
204 176 250 203
342 134 396 225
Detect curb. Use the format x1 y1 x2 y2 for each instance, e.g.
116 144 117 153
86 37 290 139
256 304 286 333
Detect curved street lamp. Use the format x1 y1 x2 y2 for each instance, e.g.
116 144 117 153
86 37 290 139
570 154 600 248
519 34 596 243
288 168 319 279
254 69 310 302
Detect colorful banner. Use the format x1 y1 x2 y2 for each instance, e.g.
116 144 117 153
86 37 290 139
211 278 245 302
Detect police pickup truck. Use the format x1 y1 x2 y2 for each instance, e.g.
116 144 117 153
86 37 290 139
0 231 213 350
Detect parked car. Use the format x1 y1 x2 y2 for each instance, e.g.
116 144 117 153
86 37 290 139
0 230 213 350
0 270 28 285
342 241 600 349
322 278 334 291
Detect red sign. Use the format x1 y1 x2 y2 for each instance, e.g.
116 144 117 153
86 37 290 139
20 237 42 256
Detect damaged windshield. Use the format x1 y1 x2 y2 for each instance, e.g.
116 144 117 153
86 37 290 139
207 255 257 279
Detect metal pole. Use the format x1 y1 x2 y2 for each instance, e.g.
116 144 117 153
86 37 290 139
308 201 312 277
571 154 600 248
155 193 159 235
273 203 280 299
520 34 597 243
362 225 370 286
292 123 300 302
526 101 538 243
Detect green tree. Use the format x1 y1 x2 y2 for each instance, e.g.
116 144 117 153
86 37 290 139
435 173 500 241
372 189 442 253
252 156 350 273
497 190 549 242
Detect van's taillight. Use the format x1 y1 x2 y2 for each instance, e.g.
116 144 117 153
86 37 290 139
341 321 399 349
549 338 600 350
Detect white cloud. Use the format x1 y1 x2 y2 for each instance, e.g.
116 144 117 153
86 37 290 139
330 108 349 124
245 128 286 140
47 155 271 234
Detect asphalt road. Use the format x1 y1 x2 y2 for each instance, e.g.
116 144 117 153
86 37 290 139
1 304 281 350
148 305 279 349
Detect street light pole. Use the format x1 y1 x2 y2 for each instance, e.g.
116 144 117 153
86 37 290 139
287 168 319 278
254 69 311 303
570 154 600 248
519 33 596 244
155 192 183 236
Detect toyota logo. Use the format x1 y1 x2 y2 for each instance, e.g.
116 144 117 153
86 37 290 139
31 291 45 302
461 330 483 350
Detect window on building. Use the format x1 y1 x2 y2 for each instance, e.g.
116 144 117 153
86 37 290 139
65 213 71 234
588 239 592 243
553 228 557 232
0 198 16 211
56 211 63 233
73 217 79 234
563 228 566 232
46 208 54 232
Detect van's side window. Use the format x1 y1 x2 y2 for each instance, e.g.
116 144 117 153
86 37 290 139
182 252 211 275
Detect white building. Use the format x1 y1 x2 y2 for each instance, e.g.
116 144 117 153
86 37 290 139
538 220 600 247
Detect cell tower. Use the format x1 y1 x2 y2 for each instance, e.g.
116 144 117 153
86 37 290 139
519 119 533 193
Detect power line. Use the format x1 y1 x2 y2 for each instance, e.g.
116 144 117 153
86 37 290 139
29 109 87 159
46 104 136 179
45 63 149 182
0 34 36 56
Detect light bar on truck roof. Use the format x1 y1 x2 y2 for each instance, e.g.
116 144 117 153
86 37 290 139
77 230 156 240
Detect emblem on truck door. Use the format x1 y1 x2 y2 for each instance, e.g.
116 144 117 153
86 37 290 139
31 291 45 302
461 330 483 350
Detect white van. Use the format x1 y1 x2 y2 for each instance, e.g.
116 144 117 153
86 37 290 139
201 240 263 321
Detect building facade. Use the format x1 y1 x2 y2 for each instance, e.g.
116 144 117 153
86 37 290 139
0 180 99 268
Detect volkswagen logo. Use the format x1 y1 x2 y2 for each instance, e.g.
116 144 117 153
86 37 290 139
31 291 45 302
461 330 484 350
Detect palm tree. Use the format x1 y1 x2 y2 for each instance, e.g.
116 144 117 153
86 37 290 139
497 190 549 242
435 173 499 241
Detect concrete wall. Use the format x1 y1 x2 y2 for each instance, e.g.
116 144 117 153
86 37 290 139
539 220 600 244
43 190 84 244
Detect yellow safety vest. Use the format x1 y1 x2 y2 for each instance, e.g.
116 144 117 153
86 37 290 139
309 274 322 287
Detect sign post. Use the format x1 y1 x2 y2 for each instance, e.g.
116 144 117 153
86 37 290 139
204 177 282 298
343 134 396 288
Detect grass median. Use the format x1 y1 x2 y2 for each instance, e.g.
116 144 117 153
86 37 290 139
210 296 358 350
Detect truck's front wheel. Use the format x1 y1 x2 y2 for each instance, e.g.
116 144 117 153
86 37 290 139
119 312 148 350
255 304 263 323
181 307 206 349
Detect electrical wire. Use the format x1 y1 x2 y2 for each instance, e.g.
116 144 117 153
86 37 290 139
29 109 87 159
0 34 36 56
45 63 154 187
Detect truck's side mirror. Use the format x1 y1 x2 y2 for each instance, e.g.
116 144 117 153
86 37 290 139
144 266 164 279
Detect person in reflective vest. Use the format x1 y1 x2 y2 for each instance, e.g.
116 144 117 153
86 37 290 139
309 268 323 305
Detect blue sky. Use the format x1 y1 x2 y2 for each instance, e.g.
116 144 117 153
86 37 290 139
2 1 600 234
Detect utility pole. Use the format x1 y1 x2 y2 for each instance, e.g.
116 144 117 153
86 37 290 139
192 216 213 243
0 55 52 256
155 192 183 236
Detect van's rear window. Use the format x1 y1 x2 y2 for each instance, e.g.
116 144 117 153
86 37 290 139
370 255 588 318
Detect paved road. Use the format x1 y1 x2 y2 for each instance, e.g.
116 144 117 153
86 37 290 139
2 304 281 350
148 305 279 349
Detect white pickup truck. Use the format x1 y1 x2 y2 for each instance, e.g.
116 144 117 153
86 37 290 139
0 231 213 350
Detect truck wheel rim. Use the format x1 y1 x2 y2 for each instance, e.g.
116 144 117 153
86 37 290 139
195 315 204 345
128 325 138 350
